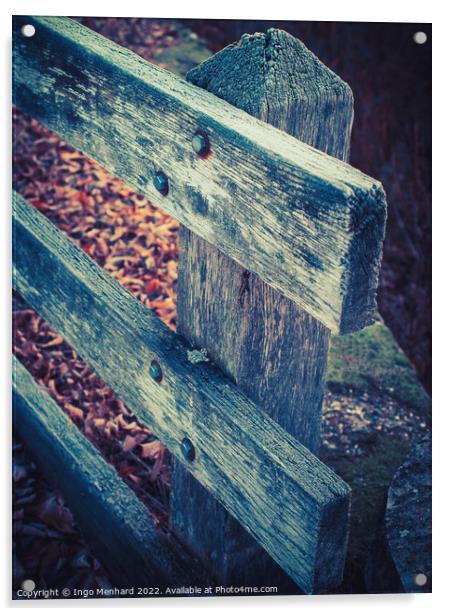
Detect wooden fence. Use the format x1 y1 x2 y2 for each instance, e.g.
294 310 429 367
12 15 387 595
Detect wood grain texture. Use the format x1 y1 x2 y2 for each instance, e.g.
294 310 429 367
12 15 386 334
12 356 207 590
12 191 351 594
171 28 355 590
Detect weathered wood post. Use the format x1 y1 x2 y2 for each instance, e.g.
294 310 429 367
170 29 355 590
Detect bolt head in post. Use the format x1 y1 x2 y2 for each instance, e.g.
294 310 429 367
153 171 169 196
149 359 163 383
180 437 195 462
192 131 210 157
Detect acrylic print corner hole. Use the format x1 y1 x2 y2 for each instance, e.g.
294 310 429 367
21 24 36 38
413 31 427 44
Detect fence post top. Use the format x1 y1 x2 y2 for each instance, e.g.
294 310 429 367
187 27 353 117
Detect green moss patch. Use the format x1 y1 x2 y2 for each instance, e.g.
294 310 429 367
155 24 211 77
327 321 430 415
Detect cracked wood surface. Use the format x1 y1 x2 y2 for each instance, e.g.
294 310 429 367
13 191 351 593
12 356 208 590
13 15 386 334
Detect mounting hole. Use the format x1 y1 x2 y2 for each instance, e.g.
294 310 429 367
21 24 36 38
21 579 36 592
413 31 427 45
414 573 427 587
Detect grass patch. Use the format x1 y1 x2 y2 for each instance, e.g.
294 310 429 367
328 322 430 415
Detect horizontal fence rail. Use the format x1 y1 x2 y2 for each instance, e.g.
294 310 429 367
13 191 350 593
13 356 209 589
13 15 386 334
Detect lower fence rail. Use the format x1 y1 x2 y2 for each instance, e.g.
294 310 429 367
12 190 351 594
13 356 208 590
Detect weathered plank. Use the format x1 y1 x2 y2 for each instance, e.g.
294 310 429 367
12 356 207 590
12 191 351 594
12 15 386 334
171 29 355 590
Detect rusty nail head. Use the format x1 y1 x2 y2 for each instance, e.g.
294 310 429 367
192 131 210 157
153 171 169 196
150 359 163 383
180 437 195 462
